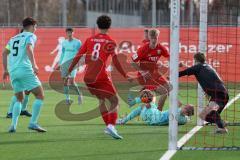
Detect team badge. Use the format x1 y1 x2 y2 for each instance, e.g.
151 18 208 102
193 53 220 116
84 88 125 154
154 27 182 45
132 53 138 60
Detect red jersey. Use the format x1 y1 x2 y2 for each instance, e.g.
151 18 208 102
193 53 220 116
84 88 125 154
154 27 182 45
69 33 116 83
142 39 150 44
132 43 169 73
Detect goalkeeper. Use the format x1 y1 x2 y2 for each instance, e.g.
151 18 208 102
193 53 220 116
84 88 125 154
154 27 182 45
117 89 194 125
179 52 229 134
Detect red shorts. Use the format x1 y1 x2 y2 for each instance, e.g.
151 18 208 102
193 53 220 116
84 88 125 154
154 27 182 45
137 72 168 91
85 80 116 99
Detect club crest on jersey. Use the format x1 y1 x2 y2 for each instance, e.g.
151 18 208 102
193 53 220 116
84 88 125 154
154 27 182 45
132 53 138 60
157 50 161 54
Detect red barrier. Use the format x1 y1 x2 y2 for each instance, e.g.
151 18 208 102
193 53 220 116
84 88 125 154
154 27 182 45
0 27 239 83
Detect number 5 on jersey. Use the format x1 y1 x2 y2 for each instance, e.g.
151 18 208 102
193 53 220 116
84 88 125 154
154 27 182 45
13 40 20 56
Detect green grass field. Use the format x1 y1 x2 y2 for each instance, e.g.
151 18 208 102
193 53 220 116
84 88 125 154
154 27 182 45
0 89 239 160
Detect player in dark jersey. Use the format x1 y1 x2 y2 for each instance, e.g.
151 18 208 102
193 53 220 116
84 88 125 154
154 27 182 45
68 15 130 139
179 53 229 134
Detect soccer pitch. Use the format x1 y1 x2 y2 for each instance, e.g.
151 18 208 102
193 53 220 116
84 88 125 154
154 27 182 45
0 89 239 160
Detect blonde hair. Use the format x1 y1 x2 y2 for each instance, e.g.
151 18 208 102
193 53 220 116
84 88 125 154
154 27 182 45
148 29 160 38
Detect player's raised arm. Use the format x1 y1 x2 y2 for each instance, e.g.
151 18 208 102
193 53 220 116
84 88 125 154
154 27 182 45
179 53 204 77
179 65 200 77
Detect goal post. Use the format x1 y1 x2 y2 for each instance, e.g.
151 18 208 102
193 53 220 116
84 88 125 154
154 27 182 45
168 0 180 150
197 0 208 126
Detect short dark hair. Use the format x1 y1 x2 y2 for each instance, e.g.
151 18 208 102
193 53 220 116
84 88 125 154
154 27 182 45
66 27 73 32
194 52 206 63
97 15 111 29
22 17 37 28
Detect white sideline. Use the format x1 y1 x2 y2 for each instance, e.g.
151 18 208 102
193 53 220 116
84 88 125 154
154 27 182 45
223 93 240 111
159 93 240 160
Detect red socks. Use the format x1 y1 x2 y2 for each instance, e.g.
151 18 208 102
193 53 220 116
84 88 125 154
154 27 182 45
101 111 109 125
101 112 118 126
108 112 118 125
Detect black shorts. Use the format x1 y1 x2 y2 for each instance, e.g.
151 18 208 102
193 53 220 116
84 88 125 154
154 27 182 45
210 92 229 114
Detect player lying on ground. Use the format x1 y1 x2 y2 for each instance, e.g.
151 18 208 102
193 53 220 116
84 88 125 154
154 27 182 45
129 29 171 111
2 17 46 133
57 27 83 105
179 52 229 134
117 89 194 125
68 15 131 139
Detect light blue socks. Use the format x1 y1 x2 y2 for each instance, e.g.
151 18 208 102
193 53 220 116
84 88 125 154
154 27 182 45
30 99 43 125
8 96 17 114
22 94 29 111
11 101 22 128
64 86 70 100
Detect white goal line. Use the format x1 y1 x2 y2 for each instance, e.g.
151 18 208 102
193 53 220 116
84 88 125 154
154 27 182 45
159 92 240 160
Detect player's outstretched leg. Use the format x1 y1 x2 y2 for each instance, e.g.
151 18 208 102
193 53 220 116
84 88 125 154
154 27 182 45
6 96 17 118
28 86 46 132
8 93 23 133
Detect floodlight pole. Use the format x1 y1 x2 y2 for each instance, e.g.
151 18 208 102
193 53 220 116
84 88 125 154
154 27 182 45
62 0 67 26
197 0 208 126
152 0 157 27
169 0 180 150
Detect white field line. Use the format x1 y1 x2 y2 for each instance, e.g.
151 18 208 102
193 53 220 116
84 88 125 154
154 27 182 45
159 93 240 160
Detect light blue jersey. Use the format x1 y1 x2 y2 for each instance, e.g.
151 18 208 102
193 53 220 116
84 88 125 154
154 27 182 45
122 103 187 125
6 31 37 73
59 38 81 65
5 31 41 93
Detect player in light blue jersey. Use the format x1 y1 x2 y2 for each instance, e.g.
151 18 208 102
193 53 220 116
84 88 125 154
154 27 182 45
58 27 83 105
117 89 194 125
5 29 32 119
2 17 46 133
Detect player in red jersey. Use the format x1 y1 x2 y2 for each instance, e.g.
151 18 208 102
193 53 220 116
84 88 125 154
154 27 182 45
129 29 171 111
68 15 130 139
142 28 150 44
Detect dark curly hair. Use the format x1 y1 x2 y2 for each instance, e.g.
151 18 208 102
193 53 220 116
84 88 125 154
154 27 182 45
22 17 37 28
97 15 111 29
